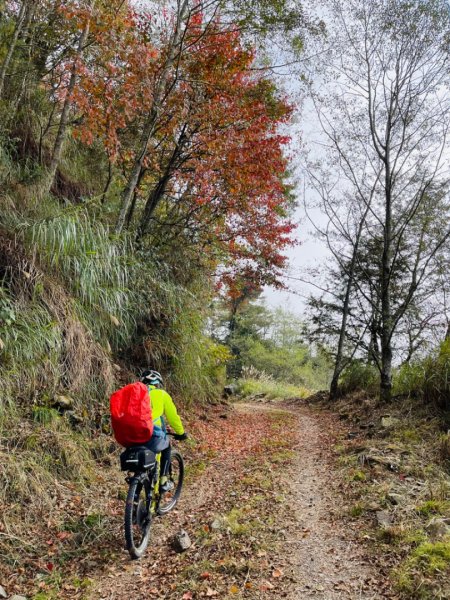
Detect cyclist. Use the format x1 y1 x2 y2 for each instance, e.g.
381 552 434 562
140 369 187 492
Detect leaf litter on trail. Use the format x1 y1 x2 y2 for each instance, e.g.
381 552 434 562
84 405 302 600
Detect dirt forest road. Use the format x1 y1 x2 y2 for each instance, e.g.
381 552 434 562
89 402 391 600
270 404 385 599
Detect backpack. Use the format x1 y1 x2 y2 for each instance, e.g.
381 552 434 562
110 382 154 447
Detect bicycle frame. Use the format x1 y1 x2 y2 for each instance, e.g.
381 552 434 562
123 446 184 558
125 451 162 515
151 452 161 514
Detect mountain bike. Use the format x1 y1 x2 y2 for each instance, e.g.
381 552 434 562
120 435 184 559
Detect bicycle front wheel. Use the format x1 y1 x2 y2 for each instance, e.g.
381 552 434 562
157 450 184 515
124 476 152 559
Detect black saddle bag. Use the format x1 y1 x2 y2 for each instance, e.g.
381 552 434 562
120 446 156 472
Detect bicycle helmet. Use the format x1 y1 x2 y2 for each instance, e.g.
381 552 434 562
140 369 163 388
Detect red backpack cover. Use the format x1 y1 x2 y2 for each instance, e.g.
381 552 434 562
110 382 153 447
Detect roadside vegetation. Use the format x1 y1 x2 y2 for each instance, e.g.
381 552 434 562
304 0 450 405
297 5 450 591
312 386 450 599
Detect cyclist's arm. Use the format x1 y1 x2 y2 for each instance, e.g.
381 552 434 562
163 391 185 435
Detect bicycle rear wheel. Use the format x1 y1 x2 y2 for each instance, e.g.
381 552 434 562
157 450 184 515
124 476 152 559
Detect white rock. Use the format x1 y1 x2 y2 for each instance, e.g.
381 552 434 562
381 415 400 428
426 517 450 541
171 529 191 552
0 586 7 599
376 510 393 529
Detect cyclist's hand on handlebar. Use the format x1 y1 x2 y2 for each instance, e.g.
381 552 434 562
173 432 188 441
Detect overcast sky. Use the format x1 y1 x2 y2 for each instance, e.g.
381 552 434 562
263 91 330 317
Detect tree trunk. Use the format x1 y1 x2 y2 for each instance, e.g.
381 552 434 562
380 154 393 403
100 160 113 204
330 284 352 400
330 201 371 400
136 126 187 240
367 298 381 364
0 0 28 98
380 340 392 402
125 168 145 227
115 0 189 234
6 2 32 124
46 8 92 194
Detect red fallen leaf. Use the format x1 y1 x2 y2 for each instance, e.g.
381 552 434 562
46 562 54 571
201 572 211 579
260 581 275 591
56 531 71 540
272 568 283 578
46 540 54 546
182 593 193 600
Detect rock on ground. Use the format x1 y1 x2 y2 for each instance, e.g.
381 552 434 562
171 529 192 552
426 517 450 541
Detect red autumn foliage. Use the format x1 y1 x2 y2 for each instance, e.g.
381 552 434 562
63 2 296 293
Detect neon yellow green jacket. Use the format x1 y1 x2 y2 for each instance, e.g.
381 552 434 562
149 387 184 436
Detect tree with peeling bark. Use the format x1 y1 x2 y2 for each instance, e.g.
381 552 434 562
306 0 450 402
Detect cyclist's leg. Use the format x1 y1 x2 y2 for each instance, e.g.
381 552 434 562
144 435 170 483
160 443 171 478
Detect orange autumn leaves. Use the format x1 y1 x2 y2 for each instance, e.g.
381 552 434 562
56 1 296 294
